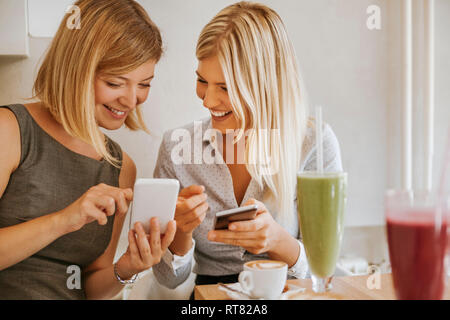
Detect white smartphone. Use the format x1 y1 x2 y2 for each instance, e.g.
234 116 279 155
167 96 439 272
130 178 180 234
213 204 258 230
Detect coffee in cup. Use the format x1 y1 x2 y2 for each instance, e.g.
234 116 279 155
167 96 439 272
245 260 287 270
239 260 288 299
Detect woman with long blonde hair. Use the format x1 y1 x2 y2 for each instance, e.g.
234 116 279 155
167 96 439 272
0 0 177 299
152 1 343 296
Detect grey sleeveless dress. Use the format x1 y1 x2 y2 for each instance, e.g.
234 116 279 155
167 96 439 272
0 104 122 300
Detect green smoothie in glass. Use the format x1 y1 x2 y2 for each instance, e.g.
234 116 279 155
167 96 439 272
296 172 347 292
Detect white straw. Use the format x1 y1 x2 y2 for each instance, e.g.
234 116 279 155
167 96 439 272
403 0 413 191
424 0 435 193
316 106 324 174
434 129 449 234
438 129 450 203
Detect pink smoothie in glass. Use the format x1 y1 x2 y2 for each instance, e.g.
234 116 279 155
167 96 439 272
387 209 447 300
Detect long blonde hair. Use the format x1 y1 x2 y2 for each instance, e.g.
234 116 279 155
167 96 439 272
196 1 308 225
32 0 162 166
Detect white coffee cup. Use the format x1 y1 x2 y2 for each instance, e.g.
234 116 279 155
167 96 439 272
238 260 288 299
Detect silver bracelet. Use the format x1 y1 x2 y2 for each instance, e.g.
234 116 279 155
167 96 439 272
114 263 138 285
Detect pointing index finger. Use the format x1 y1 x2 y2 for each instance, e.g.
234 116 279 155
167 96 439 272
177 193 208 213
178 185 205 198
122 188 133 202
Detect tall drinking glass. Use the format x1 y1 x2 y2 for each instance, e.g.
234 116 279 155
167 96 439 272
447 206 450 280
385 190 448 300
296 172 347 293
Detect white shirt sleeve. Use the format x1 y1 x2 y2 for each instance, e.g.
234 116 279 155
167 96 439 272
287 239 309 279
161 238 196 271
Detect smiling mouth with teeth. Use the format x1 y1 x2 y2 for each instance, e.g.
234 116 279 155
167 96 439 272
210 110 232 117
104 104 126 116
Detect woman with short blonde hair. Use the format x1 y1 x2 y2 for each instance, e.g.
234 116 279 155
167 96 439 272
153 1 343 295
0 0 176 299
33 0 162 166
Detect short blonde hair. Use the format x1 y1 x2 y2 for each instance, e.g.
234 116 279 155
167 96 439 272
196 1 308 225
32 0 163 166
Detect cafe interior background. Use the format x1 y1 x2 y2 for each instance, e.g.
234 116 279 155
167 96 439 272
0 0 449 299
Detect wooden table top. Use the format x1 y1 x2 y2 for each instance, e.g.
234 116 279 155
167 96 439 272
194 273 450 300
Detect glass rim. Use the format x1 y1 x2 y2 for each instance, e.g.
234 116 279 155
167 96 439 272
384 190 449 224
384 189 449 207
297 171 347 178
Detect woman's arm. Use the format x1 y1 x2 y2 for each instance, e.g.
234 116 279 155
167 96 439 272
207 198 300 267
0 110 72 270
82 151 136 299
0 110 123 271
0 109 20 196
169 185 208 256
0 108 59 271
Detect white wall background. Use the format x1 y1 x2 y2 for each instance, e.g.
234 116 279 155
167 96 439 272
0 0 449 229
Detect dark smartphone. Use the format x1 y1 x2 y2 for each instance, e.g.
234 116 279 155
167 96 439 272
213 204 258 230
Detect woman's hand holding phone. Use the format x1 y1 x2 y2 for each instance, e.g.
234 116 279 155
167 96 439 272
207 198 286 255
174 185 209 235
115 217 176 280
169 185 209 256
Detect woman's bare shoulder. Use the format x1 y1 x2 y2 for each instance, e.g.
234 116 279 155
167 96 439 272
0 107 21 160
0 107 21 195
